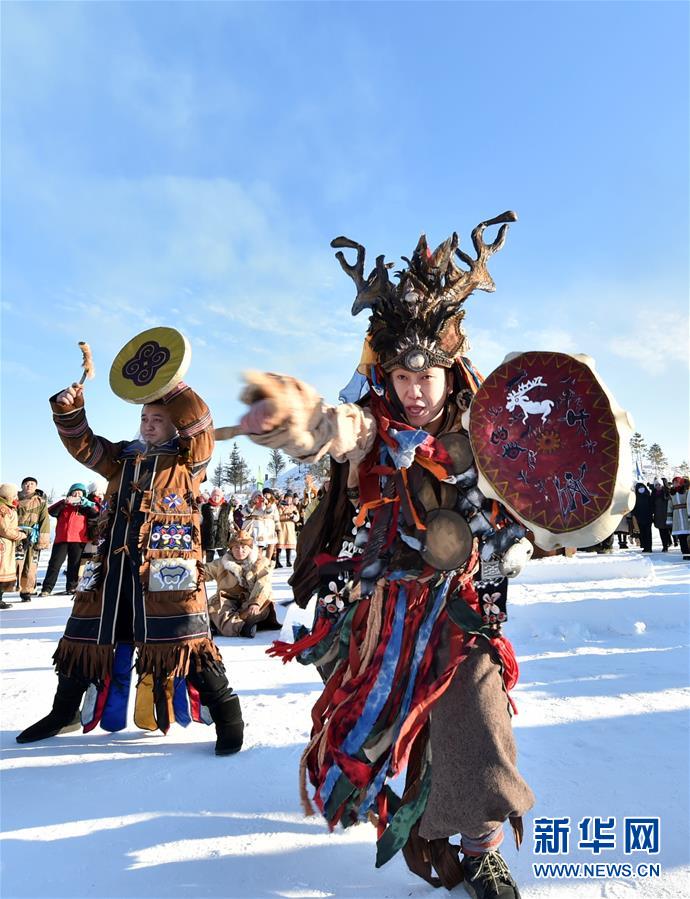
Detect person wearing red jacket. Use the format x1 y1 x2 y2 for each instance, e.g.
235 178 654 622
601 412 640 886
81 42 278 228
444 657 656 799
40 483 98 596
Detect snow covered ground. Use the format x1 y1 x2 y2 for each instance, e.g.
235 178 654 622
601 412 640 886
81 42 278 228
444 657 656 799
1 542 688 899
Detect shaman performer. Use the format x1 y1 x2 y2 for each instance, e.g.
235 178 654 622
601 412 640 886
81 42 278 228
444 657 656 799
229 215 533 897
17 329 244 756
231 214 632 898
203 527 279 638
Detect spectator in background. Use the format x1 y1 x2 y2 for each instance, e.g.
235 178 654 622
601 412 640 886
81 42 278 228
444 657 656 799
260 487 280 563
201 487 232 562
275 491 300 568
651 480 672 552
40 483 98 596
669 476 690 559
632 482 653 553
15 476 51 601
614 513 630 549
230 496 244 530
1 484 27 609
79 481 106 572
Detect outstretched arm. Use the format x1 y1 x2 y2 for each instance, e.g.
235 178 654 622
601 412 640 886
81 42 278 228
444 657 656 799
234 371 377 465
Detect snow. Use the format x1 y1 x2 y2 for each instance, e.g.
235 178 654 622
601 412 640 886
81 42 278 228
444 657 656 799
1 543 689 898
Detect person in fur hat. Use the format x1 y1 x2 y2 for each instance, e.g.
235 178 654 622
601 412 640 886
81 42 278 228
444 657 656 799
16 377 244 756
0 484 28 609
15 476 51 601
203 528 280 637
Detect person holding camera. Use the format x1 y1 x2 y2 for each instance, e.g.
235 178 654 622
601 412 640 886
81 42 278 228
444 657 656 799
39 484 98 596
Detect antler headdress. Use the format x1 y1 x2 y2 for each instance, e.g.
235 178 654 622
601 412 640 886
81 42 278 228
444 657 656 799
332 211 517 373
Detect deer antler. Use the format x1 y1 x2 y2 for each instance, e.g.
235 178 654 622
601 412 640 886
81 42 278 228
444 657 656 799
443 211 518 300
508 376 547 401
331 236 395 315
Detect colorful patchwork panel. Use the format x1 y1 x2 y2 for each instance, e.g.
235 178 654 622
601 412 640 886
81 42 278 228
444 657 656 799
149 522 192 551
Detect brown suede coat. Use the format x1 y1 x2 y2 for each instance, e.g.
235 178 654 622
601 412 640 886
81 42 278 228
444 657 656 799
50 382 221 681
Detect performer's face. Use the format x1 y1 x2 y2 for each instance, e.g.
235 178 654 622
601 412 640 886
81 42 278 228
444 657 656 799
390 367 450 431
22 480 37 497
141 405 177 446
231 543 251 561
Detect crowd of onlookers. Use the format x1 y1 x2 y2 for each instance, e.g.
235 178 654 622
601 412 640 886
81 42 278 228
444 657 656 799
613 476 690 558
0 477 105 609
1 471 687 611
0 476 330 610
198 481 328 566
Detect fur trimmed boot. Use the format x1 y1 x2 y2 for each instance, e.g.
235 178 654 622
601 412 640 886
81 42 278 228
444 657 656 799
16 674 86 744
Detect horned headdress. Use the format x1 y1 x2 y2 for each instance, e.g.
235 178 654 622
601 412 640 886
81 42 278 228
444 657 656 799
332 211 517 374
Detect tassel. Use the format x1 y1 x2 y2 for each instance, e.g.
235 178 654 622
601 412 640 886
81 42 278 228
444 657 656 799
266 617 332 663
510 815 524 850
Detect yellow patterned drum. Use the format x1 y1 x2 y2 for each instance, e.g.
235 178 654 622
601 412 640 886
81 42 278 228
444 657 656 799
109 326 191 404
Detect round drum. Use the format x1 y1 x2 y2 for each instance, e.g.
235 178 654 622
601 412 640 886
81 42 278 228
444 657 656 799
109 327 191 404
468 351 635 550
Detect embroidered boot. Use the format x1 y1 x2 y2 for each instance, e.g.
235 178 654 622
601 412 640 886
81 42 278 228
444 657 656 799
462 850 521 899
16 674 86 744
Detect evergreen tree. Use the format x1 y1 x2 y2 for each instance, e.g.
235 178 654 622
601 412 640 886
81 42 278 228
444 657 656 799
210 460 225 489
268 448 286 484
677 460 689 479
238 459 252 491
629 432 647 472
226 443 249 491
645 443 668 478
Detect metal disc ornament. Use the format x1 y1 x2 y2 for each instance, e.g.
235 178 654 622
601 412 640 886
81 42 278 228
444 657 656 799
437 432 474 474
109 327 191 404
420 509 472 571
417 477 458 512
467 351 635 550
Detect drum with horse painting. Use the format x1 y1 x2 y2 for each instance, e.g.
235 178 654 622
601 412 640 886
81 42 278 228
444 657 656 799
467 351 635 550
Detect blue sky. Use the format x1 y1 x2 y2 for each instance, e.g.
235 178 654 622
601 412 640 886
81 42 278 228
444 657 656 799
2 1 688 497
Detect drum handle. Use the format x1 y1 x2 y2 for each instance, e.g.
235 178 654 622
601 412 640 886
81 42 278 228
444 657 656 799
214 425 243 441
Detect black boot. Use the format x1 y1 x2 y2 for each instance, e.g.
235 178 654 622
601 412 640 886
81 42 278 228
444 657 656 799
239 621 257 638
187 667 244 755
16 674 86 744
211 694 245 755
462 850 521 899
286 549 293 567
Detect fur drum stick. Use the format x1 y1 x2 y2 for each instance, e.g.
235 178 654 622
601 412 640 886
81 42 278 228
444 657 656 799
78 341 95 385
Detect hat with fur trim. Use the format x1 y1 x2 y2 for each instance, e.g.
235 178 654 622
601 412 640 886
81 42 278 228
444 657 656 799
227 527 254 548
